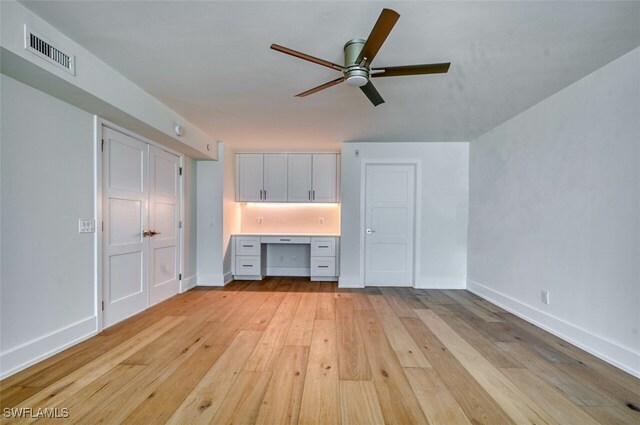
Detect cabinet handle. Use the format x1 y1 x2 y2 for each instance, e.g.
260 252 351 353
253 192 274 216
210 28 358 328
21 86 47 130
318 265 329 268
242 244 254 248
259 190 262 200
308 190 311 200
318 245 329 248
313 190 315 200
280 238 291 241
242 265 253 268
264 190 267 199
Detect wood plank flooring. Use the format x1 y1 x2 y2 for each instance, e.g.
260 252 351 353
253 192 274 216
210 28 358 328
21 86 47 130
1 278 639 424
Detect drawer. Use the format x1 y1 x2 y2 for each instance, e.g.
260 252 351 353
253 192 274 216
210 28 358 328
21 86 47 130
235 236 261 255
311 237 335 257
311 257 336 277
261 236 311 244
235 256 261 275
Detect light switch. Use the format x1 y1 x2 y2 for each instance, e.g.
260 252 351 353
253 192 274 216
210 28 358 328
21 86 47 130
78 219 95 233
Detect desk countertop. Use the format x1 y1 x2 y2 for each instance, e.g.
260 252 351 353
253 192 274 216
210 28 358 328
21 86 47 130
232 233 340 237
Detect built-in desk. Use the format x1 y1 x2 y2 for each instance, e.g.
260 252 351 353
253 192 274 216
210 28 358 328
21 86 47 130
231 234 340 281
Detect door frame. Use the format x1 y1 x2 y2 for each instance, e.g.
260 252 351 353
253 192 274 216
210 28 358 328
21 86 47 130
359 159 422 287
94 117 185 331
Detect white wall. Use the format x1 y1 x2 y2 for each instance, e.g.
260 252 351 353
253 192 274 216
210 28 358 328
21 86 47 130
182 156 198 291
0 1 215 160
0 75 97 378
196 142 239 285
340 142 469 289
467 48 640 377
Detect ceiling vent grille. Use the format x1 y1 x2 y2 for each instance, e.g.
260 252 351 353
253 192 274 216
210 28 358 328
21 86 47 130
24 26 75 75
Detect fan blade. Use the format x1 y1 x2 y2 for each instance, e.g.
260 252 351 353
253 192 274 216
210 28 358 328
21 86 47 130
372 63 451 77
360 81 385 106
295 77 345 97
356 9 400 66
271 44 344 71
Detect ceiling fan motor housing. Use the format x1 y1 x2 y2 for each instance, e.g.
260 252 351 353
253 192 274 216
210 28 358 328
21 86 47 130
343 39 369 86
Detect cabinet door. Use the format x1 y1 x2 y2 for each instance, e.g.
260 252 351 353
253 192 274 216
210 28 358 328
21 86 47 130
263 154 288 202
237 153 264 201
312 153 338 202
287 153 312 202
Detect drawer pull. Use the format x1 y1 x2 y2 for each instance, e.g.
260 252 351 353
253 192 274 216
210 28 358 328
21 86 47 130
242 244 254 248
318 245 329 248
242 265 254 268
318 265 329 268
279 238 291 241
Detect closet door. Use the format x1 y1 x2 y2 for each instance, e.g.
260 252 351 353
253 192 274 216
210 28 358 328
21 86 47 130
148 146 180 305
102 128 149 327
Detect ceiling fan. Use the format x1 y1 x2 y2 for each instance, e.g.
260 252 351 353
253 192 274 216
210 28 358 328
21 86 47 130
270 8 450 106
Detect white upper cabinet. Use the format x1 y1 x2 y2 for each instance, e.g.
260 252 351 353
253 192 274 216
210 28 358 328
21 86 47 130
288 154 313 202
237 152 340 203
263 154 288 201
312 153 339 203
237 153 263 201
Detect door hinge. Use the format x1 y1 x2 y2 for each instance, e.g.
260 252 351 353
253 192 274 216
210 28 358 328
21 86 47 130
101 221 104 231
179 220 183 229
179 273 182 280
101 139 104 152
179 167 183 176
101 301 104 311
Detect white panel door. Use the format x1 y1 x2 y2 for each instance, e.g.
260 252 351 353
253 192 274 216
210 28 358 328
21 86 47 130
237 153 264 201
263 153 288 202
287 153 312 202
312 154 338 202
103 127 149 327
364 164 415 286
148 146 180 305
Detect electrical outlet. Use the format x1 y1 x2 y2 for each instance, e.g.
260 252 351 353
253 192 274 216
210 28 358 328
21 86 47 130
292 257 297 262
319 217 325 225
78 219 95 233
541 290 550 305
258 217 263 224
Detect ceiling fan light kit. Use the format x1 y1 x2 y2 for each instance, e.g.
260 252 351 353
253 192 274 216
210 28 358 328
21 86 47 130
270 8 451 106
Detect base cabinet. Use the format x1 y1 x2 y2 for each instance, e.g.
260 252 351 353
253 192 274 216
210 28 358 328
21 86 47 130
231 235 339 281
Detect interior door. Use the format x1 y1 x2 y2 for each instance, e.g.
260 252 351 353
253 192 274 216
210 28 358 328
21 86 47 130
102 127 149 327
364 164 415 286
148 146 180 305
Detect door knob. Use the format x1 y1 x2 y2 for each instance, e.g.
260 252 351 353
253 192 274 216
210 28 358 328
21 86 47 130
366 229 376 234
148 230 161 237
143 230 151 237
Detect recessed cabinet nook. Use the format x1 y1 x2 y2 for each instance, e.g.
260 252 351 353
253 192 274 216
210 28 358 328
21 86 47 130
236 152 340 203
233 152 341 281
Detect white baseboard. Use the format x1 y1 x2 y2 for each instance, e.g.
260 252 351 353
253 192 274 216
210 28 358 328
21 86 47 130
224 271 233 285
338 277 364 288
197 273 231 286
180 275 197 292
467 279 640 379
0 315 98 379
415 277 466 289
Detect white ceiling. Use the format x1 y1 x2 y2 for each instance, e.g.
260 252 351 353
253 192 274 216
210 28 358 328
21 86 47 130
21 1 640 151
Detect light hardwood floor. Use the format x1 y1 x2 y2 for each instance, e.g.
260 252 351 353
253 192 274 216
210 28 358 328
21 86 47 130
1 278 639 424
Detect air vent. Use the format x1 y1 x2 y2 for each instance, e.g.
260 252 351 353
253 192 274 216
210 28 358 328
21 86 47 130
24 26 75 75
